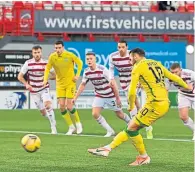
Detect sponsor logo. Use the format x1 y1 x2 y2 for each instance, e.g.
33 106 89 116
0 63 22 79
20 13 31 28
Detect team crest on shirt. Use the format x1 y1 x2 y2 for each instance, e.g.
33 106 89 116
64 58 69 62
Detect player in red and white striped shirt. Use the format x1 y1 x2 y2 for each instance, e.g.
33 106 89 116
73 52 130 137
109 41 153 139
167 63 195 140
18 45 57 134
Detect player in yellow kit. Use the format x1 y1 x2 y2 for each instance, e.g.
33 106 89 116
44 41 83 135
88 48 193 166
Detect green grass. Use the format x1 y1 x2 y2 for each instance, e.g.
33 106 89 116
0 109 194 172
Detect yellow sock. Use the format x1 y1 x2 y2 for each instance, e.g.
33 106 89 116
110 131 129 149
130 134 146 155
61 110 73 126
69 108 81 123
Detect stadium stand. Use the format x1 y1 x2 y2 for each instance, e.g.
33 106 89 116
0 1 194 12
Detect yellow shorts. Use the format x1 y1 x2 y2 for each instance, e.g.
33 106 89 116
56 85 76 99
133 100 170 127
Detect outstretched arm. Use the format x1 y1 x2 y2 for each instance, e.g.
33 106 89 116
162 66 190 90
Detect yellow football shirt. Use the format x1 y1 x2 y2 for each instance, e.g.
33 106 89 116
44 50 83 89
128 59 189 110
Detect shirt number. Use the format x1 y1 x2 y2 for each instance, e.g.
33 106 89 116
149 66 164 83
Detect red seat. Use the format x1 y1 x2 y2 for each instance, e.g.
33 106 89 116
34 2 44 10
178 6 186 12
54 3 64 10
24 2 33 9
42 1 53 10
13 1 24 8
42 1 52 5
127 1 139 6
186 4 194 12
150 5 158 12
101 1 113 5
71 1 82 5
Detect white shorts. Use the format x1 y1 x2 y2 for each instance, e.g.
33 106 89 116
178 94 195 109
92 97 121 111
31 88 52 110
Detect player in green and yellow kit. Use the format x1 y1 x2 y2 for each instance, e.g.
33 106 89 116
44 41 83 135
88 48 193 166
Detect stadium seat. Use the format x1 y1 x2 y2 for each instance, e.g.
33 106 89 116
101 1 112 11
112 1 121 11
186 4 194 12
93 1 101 11
150 5 158 12
122 2 131 12
54 3 64 10
81 1 93 11
140 1 151 12
34 2 44 10
128 1 140 11
13 1 24 8
186 1 194 12
24 2 33 9
72 1 82 11
64 1 73 11
43 1 54 10
177 6 186 12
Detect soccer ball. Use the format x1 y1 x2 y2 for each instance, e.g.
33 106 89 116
21 134 41 153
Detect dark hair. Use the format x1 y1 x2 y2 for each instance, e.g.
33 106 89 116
55 41 64 46
86 52 96 56
170 63 181 70
129 48 145 57
32 45 42 50
118 40 128 46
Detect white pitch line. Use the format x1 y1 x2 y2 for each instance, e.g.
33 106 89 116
0 129 193 143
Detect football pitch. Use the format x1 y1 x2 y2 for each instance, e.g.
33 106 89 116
0 109 194 172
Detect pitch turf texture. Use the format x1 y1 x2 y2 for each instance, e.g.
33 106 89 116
0 109 194 172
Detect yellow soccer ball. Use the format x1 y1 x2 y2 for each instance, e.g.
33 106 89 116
21 134 41 153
